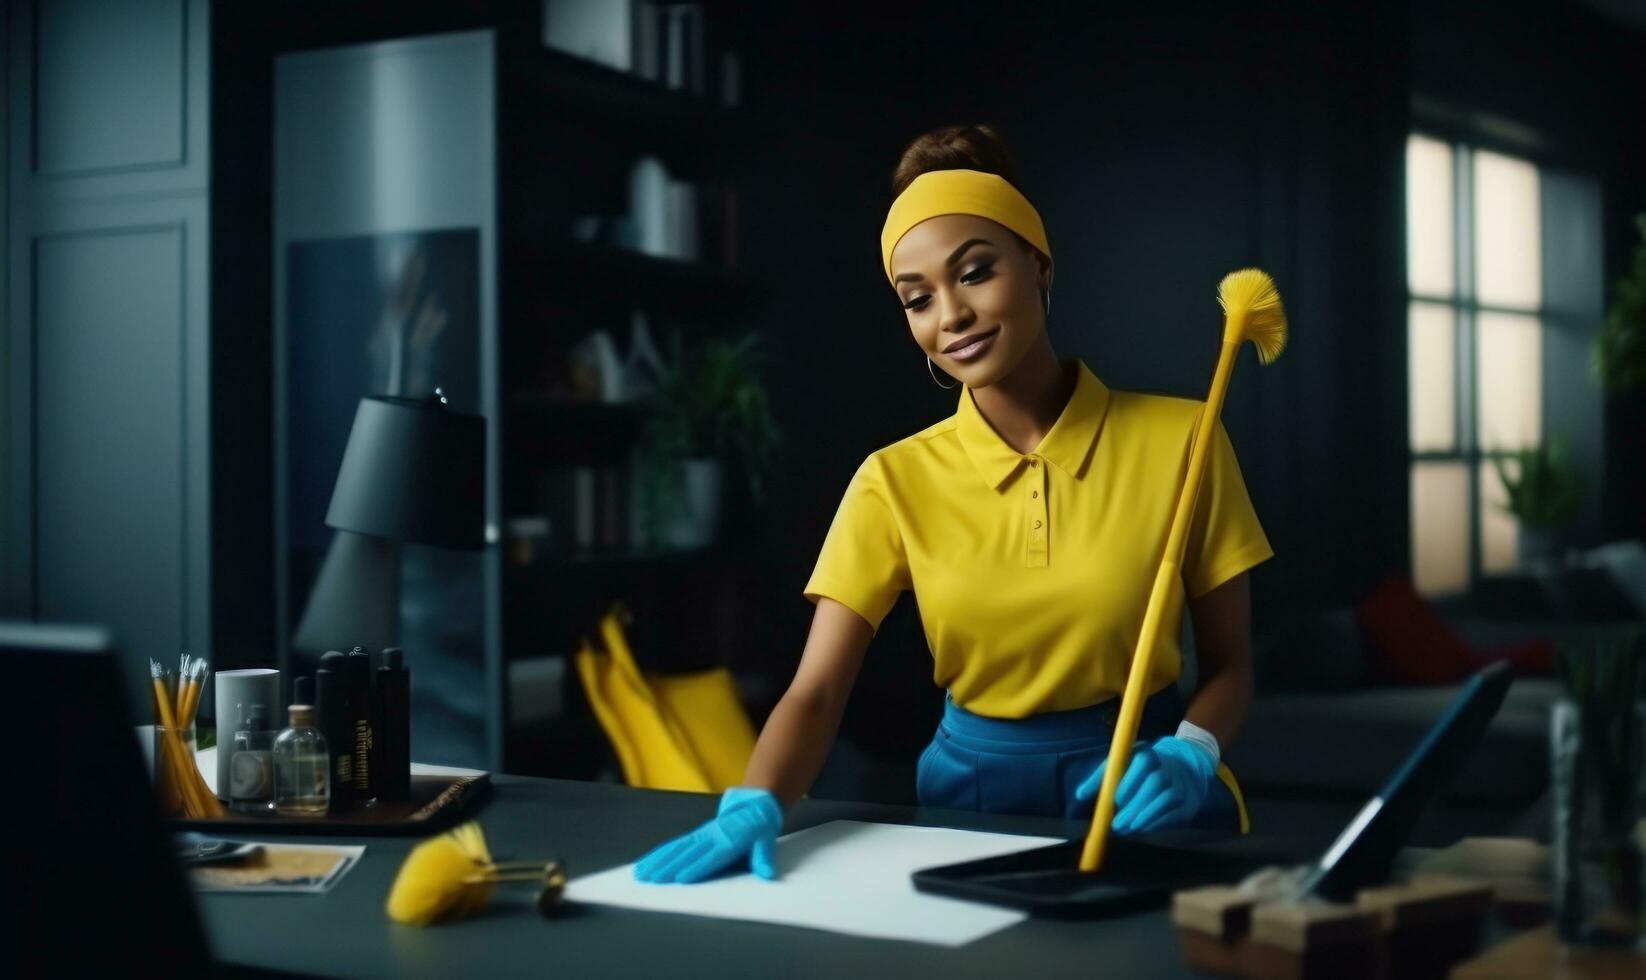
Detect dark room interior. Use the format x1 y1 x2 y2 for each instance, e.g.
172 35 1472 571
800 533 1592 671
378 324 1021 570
6 0 1646 975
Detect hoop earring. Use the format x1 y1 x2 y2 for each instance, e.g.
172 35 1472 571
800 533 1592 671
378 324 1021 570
1043 286 1052 319
927 356 957 390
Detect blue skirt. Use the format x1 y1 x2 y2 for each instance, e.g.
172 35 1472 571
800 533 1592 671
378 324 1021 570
915 684 1248 830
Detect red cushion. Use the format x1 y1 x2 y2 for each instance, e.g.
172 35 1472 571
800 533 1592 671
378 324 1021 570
1353 574 1475 685
1465 638 1555 677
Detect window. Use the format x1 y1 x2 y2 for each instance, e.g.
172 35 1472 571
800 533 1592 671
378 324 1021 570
1405 134 1544 596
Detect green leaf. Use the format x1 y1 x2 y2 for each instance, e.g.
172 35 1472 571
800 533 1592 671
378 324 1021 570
1594 212 1646 394
631 330 784 525
1488 436 1583 528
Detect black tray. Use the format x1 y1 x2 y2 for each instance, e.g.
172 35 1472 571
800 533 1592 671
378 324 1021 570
171 773 491 836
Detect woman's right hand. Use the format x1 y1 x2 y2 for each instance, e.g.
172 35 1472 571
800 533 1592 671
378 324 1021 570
632 787 784 884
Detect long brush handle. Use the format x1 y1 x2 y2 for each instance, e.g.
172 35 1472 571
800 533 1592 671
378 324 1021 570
1079 338 1240 872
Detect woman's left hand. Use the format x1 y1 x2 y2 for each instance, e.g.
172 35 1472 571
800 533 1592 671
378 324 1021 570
1074 736 1216 834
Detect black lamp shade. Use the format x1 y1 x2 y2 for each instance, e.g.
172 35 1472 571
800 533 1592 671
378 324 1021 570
325 395 486 549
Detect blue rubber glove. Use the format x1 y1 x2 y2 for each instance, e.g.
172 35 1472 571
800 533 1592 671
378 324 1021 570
1074 736 1217 835
632 787 783 884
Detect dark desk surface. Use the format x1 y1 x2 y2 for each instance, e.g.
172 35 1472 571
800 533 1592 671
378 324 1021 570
199 775 1311 979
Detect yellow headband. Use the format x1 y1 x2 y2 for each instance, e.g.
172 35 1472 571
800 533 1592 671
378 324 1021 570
880 168 1050 285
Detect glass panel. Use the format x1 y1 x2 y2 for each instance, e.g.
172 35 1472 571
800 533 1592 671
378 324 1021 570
1476 311 1541 452
1412 461 1469 596
1479 458 1519 574
287 229 489 769
1408 301 1456 452
1406 135 1455 298
1474 150 1541 309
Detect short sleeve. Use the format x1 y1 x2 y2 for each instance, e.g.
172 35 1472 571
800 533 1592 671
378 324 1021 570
802 455 911 634
1181 419 1274 599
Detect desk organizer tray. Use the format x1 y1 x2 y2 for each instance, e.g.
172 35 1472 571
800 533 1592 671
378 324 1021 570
171 772 491 836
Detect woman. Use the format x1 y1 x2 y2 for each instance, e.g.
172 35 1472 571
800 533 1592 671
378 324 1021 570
634 124 1273 885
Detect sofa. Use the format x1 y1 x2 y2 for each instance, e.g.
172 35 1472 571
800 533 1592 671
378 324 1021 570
1215 540 1646 846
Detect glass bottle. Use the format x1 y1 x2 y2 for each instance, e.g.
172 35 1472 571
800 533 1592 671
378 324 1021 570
229 703 275 813
274 701 330 816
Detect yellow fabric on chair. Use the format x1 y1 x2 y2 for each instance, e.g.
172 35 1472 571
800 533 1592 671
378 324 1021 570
573 601 756 794
647 670 757 791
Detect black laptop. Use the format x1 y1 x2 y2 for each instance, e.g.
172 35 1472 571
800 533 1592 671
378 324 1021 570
911 660 1514 917
2 620 214 973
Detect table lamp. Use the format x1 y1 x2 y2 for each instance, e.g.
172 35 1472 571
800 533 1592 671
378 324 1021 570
293 390 486 655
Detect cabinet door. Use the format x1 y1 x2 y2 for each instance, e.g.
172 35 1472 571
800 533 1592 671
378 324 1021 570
7 0 210 715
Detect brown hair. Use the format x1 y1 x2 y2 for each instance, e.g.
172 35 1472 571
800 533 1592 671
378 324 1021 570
890 123 1021 198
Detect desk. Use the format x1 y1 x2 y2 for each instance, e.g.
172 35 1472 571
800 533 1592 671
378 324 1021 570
199 774 1303 978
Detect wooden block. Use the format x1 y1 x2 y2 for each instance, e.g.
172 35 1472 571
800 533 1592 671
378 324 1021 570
1173 885 1259 940
1176 926 1248 977
1243 898 1385 980
1357 874 1495 931
1494 889 1553 930
1414 837 1549 879
1450 923 1646 980
1242 936 1384 980
1251 897 1382 953
1357 875 1495 980
1410 836 1552 928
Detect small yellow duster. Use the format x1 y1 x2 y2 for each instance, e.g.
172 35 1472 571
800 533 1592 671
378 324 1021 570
386 822 497 926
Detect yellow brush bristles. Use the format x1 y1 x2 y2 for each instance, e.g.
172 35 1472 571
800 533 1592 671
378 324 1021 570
1217 268 1288 365
386 822 497 926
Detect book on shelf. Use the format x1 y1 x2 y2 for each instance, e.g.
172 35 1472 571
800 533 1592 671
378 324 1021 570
545 2 730 106
690 182 738 274
539 463 634 557
630 156 742 270
667 180 699 263
634 3 711 97
541 0 634 72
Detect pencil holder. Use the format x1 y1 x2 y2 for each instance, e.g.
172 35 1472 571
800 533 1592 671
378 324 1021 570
153 722 198 817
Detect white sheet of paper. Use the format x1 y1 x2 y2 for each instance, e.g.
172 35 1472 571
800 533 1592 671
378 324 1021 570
565 820 1064 947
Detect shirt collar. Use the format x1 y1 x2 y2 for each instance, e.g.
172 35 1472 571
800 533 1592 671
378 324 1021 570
955 358 1112 490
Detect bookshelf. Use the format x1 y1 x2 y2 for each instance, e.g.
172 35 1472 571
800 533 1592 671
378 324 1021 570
493 5 772 777
223 0 773 776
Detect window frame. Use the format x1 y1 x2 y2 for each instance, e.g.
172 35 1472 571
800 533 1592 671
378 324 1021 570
1407 132 1545 595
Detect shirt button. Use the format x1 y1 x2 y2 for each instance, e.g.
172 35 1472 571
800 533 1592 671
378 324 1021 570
1033 519 1043 529
1031 490 1039 498
1028 458 1038 467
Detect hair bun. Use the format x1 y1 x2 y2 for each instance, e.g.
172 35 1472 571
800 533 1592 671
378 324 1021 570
891 123 1020 198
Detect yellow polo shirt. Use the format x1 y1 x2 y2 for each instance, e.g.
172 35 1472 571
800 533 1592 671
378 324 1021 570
803 357 1274 719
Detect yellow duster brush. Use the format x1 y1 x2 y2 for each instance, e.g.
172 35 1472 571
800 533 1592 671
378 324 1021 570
387 822 568 924
1078 268 1287 873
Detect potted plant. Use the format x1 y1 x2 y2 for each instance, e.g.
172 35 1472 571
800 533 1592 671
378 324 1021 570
632 332 782 550
1593 212 1646 395
1550 629 1645 946
1490 436 1584 567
